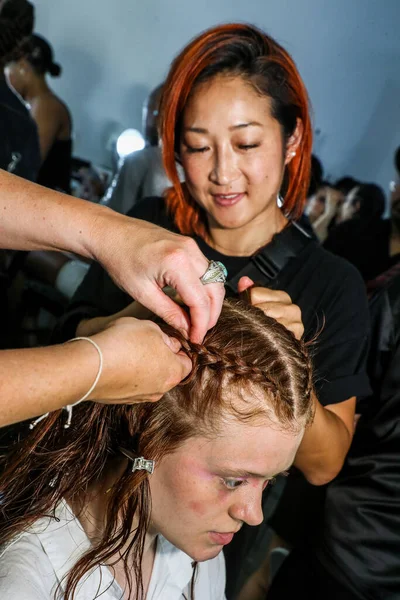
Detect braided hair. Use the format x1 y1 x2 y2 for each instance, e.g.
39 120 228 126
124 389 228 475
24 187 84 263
0 298 314 600
0 0 34 67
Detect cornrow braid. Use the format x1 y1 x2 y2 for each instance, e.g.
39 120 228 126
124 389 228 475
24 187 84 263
160 299 315 431
0 0 34 66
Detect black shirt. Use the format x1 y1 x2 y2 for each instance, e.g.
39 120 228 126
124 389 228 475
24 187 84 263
324 218 391 282
315 271 400 600
0 80 40 182
37 138 72 194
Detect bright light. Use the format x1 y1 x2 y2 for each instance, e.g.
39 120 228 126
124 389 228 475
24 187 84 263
116 129 145 158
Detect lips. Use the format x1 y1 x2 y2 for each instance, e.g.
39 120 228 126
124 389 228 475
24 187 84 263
209 531 236 545
212 193 245 207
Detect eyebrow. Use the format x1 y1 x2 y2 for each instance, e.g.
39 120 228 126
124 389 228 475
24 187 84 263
220 468 287 480
184 121 263 134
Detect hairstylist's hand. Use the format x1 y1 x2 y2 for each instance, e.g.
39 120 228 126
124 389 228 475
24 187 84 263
90 213 225 343
238 277 304 340
89 317 192 403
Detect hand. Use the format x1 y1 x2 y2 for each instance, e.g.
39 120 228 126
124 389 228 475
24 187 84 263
238 277 304 340
90 212 225 343
88 317 192 403
324 187 343 220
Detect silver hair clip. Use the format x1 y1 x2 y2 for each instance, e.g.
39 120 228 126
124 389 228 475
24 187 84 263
119 447 155 475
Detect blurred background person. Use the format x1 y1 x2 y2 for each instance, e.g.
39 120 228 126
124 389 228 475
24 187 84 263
103 83 184 215
5 33 72 193
0 0 40 180
324 183 390 281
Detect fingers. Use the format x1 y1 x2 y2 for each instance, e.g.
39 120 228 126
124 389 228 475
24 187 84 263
171 271 223 343
203 283 226 331
171 351 192 381
160 331 182 353
134 283 191 336
248 287 292 306
244 286 304 340
237 276 255 294
160 238 225 343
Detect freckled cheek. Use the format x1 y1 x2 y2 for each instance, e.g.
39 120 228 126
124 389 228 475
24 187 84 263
188 500 208 516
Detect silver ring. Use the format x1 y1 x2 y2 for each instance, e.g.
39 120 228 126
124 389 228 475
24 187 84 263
200 260 228 285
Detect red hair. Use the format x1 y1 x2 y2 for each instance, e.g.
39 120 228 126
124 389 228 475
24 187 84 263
160 23 312 237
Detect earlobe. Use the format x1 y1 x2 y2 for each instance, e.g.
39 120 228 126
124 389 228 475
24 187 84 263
285 118 303 165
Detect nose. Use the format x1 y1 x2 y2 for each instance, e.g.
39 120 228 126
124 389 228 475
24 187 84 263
210 145 240 186
229 489 264 527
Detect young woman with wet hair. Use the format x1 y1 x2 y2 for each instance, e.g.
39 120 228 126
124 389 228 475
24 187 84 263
5 33 72 192
59 23 371 596
0 300 314 600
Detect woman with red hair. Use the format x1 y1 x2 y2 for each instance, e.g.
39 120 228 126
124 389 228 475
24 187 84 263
61 23 371 598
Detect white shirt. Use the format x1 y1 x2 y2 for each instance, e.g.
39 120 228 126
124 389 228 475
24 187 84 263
0 501 226 600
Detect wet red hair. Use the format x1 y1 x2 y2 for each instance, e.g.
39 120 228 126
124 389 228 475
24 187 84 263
160 23 312 237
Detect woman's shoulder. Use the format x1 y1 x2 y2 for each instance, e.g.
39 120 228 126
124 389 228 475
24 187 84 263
127 196 177 231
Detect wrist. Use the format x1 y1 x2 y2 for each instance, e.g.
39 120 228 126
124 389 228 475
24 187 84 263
66 337 104 403
76 315 112 337
84 205 128 264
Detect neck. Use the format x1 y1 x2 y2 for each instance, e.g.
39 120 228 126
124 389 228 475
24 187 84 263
68 459 157 564
206 204 288 257
25 76 51 103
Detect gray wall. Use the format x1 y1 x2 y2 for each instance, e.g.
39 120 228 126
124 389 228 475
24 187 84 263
34 0 400 191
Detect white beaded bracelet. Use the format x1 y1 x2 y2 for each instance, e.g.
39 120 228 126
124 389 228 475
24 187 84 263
29 336 103 430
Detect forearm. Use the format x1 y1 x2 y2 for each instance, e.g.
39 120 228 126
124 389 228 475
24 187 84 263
294 394 353 485
0 342 99 427
76 302 153 337
0 170 114 258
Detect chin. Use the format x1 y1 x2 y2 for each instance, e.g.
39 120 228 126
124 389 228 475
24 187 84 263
186 543 224 563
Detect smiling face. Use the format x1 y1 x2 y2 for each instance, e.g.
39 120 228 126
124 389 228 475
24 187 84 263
149 414 303 562
179 75 299 233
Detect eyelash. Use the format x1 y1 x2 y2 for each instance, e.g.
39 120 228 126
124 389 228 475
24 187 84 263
221 476 281 492
221 478 248 491
185 144 260 154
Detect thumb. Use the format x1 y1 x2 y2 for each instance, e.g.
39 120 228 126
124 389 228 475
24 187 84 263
174 351 193 380
160 331 182 354
237 276 255 294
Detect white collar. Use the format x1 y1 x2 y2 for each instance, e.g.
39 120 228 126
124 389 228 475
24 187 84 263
29 501 196 599
30 500 120 599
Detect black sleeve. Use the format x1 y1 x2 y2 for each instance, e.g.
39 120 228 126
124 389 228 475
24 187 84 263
310 257 372 406
53 197 173 343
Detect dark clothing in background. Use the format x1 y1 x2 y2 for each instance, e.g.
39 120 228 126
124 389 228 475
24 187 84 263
269 270 400 600
324 218 391 281
267 548 360 600
0 79 40 181
37 138 72 194
55 197 371 599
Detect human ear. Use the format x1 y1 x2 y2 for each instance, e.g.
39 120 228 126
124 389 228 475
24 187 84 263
285 118 303 165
